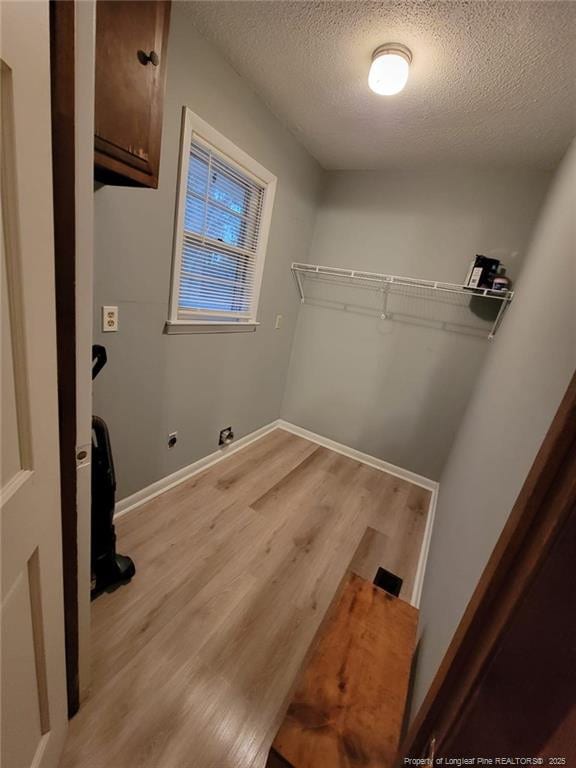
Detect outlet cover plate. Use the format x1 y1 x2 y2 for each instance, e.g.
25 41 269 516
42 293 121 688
102 305 118 332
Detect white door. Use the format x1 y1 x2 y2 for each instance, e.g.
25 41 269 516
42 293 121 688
1 1 68 767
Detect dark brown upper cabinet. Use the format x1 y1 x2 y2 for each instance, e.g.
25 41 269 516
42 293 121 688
94 0 171 188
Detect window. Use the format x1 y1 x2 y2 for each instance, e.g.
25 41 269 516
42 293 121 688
167 108 277 332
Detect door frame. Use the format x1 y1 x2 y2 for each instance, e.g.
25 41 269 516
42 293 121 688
50 0 79 718
49 0 95 717
401 369 576 758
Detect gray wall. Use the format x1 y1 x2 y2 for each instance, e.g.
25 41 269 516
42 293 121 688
412 140 576 713
281 169 551 480
93 4 321 500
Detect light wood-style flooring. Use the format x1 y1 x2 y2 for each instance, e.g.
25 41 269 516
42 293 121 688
60 428 430 768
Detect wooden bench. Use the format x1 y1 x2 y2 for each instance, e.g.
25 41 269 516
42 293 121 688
267 573 418 768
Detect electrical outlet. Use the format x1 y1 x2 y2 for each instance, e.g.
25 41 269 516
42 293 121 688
102 305 118 332
167 431 178 449
219 427 234 447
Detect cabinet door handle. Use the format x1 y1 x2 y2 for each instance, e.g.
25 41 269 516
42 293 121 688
137 50 160 67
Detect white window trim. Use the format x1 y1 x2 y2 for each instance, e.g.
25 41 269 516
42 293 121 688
167 107 277 334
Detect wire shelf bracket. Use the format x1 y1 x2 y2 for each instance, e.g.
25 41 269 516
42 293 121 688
291 262 514 340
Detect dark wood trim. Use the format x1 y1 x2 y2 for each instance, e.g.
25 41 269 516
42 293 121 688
50 0 79 718
92 149 158 188
400 369 576 759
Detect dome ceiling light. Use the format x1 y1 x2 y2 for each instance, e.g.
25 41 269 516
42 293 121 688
368 43 412 96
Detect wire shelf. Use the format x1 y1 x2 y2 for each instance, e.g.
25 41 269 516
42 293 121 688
291 262 514 339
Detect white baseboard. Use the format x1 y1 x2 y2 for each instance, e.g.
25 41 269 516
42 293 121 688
114 420 280 520
114 418 438 608
276 420 437 492
410 483 438 608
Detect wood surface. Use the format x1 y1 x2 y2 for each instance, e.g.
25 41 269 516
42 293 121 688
271 574 418 768
60 428 430 768
49 0 79 717
94 0 171 188
402 370 576 760
349 526 391 584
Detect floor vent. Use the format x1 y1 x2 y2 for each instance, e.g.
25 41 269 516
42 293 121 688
373 567 403 597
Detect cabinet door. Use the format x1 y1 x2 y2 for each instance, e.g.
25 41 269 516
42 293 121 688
94 0 170 188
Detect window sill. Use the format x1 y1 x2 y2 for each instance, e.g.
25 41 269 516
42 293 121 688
164 321 259 335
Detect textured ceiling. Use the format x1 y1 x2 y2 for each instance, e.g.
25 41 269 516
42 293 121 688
184 1 576 170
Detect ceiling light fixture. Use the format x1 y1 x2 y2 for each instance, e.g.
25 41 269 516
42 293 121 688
368 43 412 96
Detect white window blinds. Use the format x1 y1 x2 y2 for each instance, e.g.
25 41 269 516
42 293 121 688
169 110 276 329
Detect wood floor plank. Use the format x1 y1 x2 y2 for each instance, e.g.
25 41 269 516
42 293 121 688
90 431 319 680
350 526 390 583
60 428 431 768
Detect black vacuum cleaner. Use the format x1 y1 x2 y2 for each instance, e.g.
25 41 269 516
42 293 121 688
91 345 135 598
